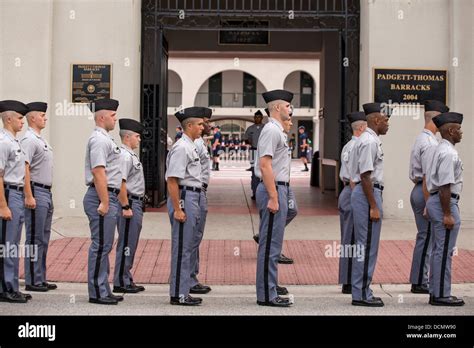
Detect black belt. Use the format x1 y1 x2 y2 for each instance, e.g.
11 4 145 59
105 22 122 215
3 184 23 192
128 194 144 202
250 147 257 150
202 183 208 189
179 185 201 193
430 191 460 200
260 180 290 187
89 183 120 195
32 182 52 191
354 182 384 191
374 183 384 191
343 180 350 186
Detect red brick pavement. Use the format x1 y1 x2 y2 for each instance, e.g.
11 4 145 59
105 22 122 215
19 238 474 285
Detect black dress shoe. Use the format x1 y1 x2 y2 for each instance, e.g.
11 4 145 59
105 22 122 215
190 283 212 294
43 282 57 290
170 295 202 306
0 292 28 303
25 284 48 292
251 195 256 200
342 284 352 294
108 294 124 302
130 282 145 292
411 284 430 294
19 292 32 300
113 285 141 294
276 285 288 295
430 296 465 306
246 167 252 171
278 254 294 264
89 297 118 305
253 234 260 244
257 296 292 307
352 298 384 307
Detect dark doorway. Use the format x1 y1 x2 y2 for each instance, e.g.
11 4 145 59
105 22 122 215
141 0 360 206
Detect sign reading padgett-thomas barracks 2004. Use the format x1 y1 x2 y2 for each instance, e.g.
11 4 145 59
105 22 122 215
373 68 447 104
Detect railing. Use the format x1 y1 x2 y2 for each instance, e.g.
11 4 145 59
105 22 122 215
151 0 348 14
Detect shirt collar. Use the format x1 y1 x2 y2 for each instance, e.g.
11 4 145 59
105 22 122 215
269 117 284 132
365 127 379 140
423 128 437 140
182 133 197 147
441 138 455 149
120 144 136 154
1 128 17 141
351 135 357 140
95 126 109 136
28 127 42 138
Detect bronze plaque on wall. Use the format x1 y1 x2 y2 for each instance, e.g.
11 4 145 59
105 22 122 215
71 64 112 103
374 68 447 104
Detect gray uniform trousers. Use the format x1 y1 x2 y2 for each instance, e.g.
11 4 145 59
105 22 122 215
409 182 432 286
190 189 207 287
0 188 24 294
113 198 143 287
338 185 355 285
167 188 201 298
351 184 383 301
83 186 120 299
256 182 298 302
24 186 54 286
426 193 461 298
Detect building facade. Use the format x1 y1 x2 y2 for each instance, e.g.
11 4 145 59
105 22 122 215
0 0 472 220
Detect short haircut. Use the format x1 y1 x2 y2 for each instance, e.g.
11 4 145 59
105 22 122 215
119 129 135 139
351 120 367 131
424 111 440 124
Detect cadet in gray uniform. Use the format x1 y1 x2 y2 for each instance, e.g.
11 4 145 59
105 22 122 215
166 107 205 306
244 110 265 200
83 98 124 305
408 100 449 294
22 102 57 292
112 118 146 294
338 111 366 295
190 107 213 295
426 112 465 306
349 102 390 307
0 100 30 303
255 90 298 307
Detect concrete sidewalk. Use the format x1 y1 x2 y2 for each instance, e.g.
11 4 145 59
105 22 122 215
2 282 472 316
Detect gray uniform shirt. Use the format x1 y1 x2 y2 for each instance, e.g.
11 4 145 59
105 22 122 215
408 129 438 183
120 145 145 197
254 118 291 183
339 136 357 182
349 127 384 185
426 139 463 195
0 128 26 186
21 127 54 186
84 127 122 189
195 137 210 185
244 123 265 148
165 133 202 188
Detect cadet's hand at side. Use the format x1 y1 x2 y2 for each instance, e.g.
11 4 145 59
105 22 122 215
267 197 279 214
25 196 36 210
174 209 186 223
443 214 455 230
369 207 380 221
97 202 109 216
122 209 133 219
0 206 12 221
